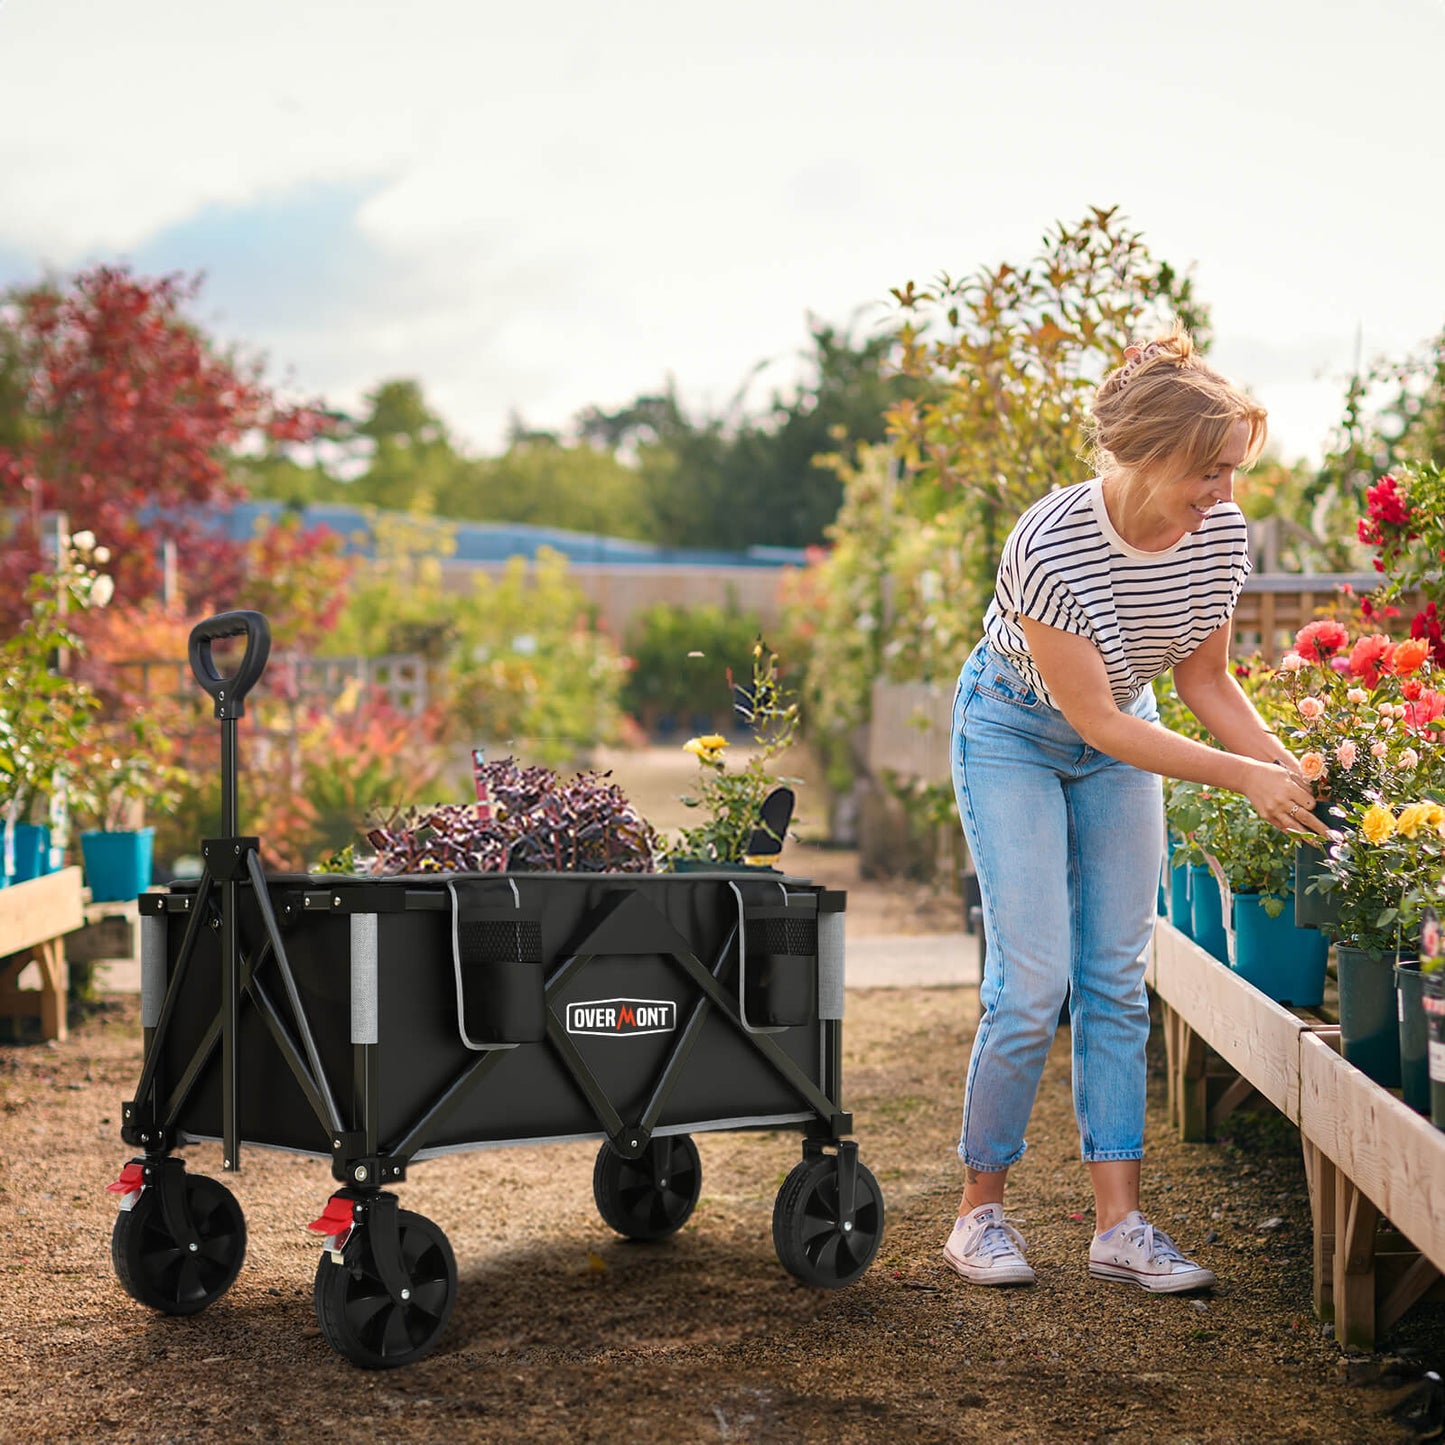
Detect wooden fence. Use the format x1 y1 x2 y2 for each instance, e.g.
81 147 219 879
867 574 1418 791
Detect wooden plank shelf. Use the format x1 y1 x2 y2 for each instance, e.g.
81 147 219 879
1151 916 1445 1350
0 867 85 1042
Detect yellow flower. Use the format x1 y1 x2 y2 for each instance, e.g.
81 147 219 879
1396 802 1445 840
1359 803 1397 845
683 736 728 766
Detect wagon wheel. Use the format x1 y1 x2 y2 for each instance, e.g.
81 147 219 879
772 1154 883 1288
112 1173 247 1315
313 1209 457 1369
593 1135 702 1241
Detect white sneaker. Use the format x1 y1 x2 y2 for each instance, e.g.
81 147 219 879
941 1203 1036 1286
1089 1211 1215 1293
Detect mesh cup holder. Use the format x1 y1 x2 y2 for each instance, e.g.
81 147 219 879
743 909 818 1029
448 883 545 1049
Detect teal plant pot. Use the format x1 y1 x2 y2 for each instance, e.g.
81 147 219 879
11 823 52 882
1396 960 1429 1114
1231 892 1328 1007
80 828 155 902
1336 943 1402 1089
1187 863 1228 962
1167 853 1193 937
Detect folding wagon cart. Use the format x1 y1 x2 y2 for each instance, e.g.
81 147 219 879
107 612 885 1368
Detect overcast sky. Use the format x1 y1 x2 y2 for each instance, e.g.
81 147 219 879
2 0 1443 470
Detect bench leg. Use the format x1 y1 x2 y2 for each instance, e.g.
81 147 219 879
1303 1137 1334 1322
1163 1007 1210 1142
35 938 68 1043
1334 1167 1379 1351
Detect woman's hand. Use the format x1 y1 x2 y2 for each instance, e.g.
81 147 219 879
1240 758 1331 837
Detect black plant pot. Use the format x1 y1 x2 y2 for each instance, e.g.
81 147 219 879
1293 801 1340 931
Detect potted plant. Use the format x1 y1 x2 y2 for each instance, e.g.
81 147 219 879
0 539 109 884
1272 621 1441 928
66 715 184 901
665 639 801 871
1314 797 1445 1088
1163 781 1228 960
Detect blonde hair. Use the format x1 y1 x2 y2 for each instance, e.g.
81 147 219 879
1086 321 1267 484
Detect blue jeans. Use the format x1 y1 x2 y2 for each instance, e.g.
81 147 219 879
951 641 1163 1170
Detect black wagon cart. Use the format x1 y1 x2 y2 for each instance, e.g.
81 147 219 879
107 612 885 1368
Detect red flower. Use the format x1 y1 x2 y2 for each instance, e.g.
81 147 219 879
1294 619 1349 663
1347 633 1394 687
1365 474 1413 527
1403 678 1424 701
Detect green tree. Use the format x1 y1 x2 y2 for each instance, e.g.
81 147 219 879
444 437 654 539
887 205 1209 580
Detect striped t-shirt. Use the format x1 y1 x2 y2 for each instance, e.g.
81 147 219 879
981 478 1251 708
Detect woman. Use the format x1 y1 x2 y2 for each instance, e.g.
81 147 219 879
941 326 1331 1293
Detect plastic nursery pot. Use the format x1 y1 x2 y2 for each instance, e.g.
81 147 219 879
79 827 155 903
1425 970 1445 1130
1231 892 1328 1008
1335 943 1403 1089
10 823 52 883
1293 802 1340 932
1167 850 1193 937
1395 960 1429 1115
1187 863 1228 962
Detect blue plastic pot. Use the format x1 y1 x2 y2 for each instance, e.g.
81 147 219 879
1188 863 1228 962
1167 851 1193 936
80 828 155 902
11 823 51 882
1231 891 1328 1007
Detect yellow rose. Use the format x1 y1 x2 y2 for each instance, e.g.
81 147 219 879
698 735 728 750
1359 803 1397 845
1398 801 1445 840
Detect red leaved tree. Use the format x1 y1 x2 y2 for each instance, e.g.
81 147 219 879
0 265 333 630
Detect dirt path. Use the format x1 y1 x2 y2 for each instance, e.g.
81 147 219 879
2 747 1442 1441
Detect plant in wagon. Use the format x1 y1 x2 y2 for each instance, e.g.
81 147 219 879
665 640 801 868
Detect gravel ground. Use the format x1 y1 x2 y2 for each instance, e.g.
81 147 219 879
5 918 1445 1443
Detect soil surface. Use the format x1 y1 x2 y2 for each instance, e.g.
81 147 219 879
4 749 1445 1442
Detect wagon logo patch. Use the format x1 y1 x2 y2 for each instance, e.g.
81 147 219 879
566 998 676 1037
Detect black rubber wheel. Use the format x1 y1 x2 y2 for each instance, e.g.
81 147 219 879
313 1210 457 1369
593 1135 702 1241
772 1154 884 1288
111 1173 247 1315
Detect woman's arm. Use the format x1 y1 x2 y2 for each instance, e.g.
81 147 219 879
1017 616 1328 836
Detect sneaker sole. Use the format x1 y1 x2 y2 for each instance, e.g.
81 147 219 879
1089 1261 1215 1294
941 1247 1036 1286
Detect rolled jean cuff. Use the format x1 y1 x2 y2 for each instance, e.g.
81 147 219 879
959 1143 1028 1172
1080 1149 1145 1164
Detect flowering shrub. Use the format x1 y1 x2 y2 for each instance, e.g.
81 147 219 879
1315 799 1445 957
666 640 800 866
1357 464 1445 666
1272 625 1442 818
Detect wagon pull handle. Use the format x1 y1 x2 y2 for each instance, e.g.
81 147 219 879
188 610 272 719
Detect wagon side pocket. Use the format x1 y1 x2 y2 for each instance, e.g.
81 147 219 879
446 880 546 1049
739 897 819 1031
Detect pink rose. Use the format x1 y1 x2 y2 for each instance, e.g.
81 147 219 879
1280 652 1305 672
1371 740 1388 757
1347 687 1368 705
1401 748 1420 769
1335 739 1358 769
1300 751 1327 779
1298 696 1325 720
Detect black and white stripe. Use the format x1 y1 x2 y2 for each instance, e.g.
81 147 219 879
982 479 1251 708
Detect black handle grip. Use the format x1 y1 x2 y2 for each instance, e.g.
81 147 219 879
188 611 271 719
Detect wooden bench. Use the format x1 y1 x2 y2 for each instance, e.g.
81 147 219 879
0 867 86 1042
1151 916 1445 1350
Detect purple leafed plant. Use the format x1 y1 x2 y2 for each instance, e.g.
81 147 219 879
365 758 660 875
